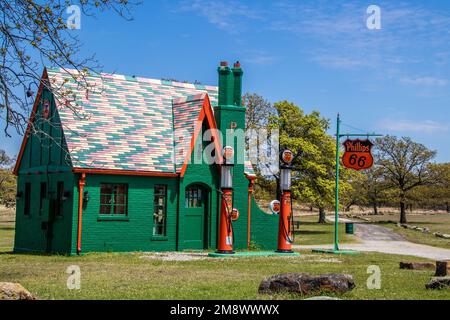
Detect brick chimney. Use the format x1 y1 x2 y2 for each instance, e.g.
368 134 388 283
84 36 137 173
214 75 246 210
232 61 243 107
218 61 243 107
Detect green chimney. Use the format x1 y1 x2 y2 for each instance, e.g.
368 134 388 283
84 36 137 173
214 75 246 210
218 61 243 107
232 61 243 107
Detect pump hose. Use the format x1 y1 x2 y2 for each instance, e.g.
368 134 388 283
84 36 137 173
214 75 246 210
219 190 234 247
280 194 295 244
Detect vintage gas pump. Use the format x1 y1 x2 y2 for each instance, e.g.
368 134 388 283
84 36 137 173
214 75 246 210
277 149 295 253
217 146 236 254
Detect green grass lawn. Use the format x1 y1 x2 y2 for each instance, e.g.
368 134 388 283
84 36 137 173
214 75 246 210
294 215 359 246
1 250 448 300
0 207 449 300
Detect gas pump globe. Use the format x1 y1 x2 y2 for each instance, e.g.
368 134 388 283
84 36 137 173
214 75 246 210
280 149 293 190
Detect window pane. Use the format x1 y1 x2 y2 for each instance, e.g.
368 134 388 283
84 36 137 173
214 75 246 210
153 185 167 236
100 205 111 215
115 194 125 205
100 195 112 204
99 183 127 216
114 205 125 215
101 184 113 194
115 184 127 195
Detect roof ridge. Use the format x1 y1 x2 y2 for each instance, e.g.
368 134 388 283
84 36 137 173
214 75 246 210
46 66 218 91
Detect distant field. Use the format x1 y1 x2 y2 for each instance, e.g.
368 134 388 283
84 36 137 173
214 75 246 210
364 212 450 234
0 206 14 252
351 212 450 249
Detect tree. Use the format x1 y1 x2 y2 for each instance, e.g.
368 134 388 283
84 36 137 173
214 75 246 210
375 136 436 223
244 93 275 130
243 93 277 180
428 163 450 213
269 101 346 223
345 166 388 214
0 149 15 207
341 170 367 212
0 0 139 136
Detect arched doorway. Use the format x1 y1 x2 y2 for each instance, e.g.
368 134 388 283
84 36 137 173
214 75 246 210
184 184 209 249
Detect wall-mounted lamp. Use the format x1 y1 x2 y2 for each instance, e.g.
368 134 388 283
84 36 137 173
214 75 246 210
83 191 89 203
16 191 23 200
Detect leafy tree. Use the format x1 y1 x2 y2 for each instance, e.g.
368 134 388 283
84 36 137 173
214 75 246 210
0 0 139 136
269 101 347 223
428 163 450 213
344 166 388 214
340 170 367 212
0 149 15 207
375 136 436 223
244 93 275 130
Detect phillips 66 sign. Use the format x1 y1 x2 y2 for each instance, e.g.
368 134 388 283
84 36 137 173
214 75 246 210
342 139 374 171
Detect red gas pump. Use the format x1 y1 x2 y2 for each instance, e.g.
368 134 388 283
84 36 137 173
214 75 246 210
217 146 235 254
277 149 295 253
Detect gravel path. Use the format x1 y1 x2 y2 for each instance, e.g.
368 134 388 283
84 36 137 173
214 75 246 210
295 220 450 260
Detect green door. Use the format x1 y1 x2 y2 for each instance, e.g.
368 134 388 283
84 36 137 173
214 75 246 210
184 185 208 249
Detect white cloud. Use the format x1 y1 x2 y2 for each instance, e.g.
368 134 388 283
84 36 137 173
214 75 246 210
400 76 449 87
379 119 449 133
242 54 278 65
176 0 261 32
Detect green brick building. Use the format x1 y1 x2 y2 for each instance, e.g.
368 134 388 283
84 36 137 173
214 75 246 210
13 61 278 254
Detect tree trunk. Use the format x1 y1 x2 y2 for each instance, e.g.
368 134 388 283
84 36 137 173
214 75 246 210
310 206 313 212
373 202 378 215
318 207 326 224
400 201 407 224
446 202 449 214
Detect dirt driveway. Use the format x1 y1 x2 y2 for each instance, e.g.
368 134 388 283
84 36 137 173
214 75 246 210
295 221 450 260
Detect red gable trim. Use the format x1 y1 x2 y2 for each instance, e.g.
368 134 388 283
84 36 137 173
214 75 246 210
72 168 179 177
179 94 222 178
13 68 48 176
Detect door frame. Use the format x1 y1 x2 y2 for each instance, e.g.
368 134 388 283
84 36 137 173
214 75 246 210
182 182 211 250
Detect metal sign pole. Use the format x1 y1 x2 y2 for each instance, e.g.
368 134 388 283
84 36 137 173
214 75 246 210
313 114 382 255
334 113 341 252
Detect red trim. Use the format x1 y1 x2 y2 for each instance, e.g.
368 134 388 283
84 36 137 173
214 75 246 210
179 94 222 178
77 173 86 254
247 177 255 250
13 68 49 175
72 168 179 177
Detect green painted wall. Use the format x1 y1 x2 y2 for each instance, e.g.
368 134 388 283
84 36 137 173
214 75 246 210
177 123 220 250
71 174 179 254
14 88 74 254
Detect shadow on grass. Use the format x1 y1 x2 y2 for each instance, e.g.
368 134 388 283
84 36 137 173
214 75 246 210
0 226 15 231
294 230 329 235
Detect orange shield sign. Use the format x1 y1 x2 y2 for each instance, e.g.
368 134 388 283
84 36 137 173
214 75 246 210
342 139 374 171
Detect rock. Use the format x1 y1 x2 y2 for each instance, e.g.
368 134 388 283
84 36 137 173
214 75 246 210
400 262 435 270
258 273 355 296
0 282 36 300
425 277 450 290
435 260 450 277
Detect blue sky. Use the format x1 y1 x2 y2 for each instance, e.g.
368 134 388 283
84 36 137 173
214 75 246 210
2 0 450 162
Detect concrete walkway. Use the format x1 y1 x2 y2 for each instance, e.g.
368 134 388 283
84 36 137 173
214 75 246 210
294 220 450 260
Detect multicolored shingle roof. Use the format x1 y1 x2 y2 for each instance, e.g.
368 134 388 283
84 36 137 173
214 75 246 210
47 67 255 176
